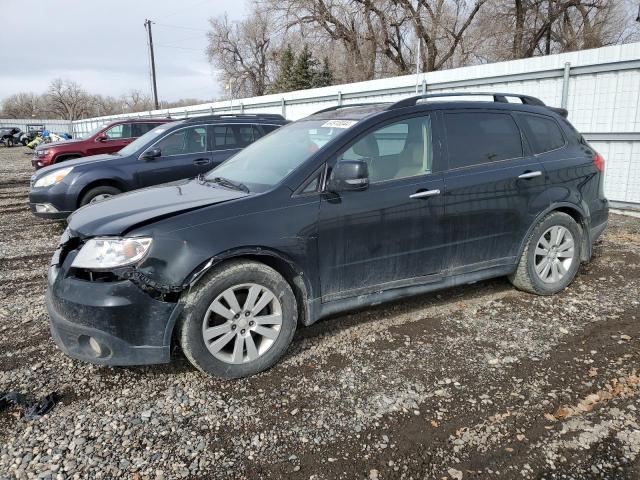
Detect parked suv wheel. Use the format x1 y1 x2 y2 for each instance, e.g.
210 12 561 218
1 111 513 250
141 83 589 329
79 186 122 206
509 212 582 295
179 260 298 378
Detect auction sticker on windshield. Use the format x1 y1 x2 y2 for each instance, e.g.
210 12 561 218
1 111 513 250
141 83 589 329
321 120 358 129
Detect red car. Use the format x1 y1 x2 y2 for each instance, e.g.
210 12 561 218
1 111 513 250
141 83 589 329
32 118 172 169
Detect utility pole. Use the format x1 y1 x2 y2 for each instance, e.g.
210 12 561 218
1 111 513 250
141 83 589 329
415 39 421 94
144 19 159 110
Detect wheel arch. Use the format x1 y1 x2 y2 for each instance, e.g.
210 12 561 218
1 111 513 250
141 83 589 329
53 152 83 163
76 177 129 208
185 247 313 327
518 202 591 263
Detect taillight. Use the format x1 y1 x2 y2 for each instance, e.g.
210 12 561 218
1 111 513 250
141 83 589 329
593 153 605 172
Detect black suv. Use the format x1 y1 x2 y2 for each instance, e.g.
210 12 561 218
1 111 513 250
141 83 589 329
46 93 609 378
28 114 287 219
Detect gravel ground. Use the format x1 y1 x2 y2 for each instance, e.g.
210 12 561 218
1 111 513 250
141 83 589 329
1 145 640 480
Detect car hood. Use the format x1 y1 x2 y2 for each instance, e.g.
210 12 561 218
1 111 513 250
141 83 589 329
67 179 248 237
33 154 117 179
35 138 82 150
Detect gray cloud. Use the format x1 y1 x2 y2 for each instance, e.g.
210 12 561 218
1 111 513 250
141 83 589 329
0 0 247 102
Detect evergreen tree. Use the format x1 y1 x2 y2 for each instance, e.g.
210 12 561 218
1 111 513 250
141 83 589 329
291 45 316 91
312 57 334 88
271 44 295 93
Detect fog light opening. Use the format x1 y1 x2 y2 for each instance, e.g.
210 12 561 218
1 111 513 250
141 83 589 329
78 335 110 358
35 203 59 213
88 337 103 356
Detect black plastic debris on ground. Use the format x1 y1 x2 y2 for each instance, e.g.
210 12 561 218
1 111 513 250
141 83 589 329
0 392 59 420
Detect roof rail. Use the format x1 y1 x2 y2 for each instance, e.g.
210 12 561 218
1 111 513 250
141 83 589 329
312 102 390 115
388 92 547 110
182 113 286 122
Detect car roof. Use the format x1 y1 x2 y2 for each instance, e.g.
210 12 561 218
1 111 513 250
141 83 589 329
106 118 172 126
176 114 288 125
305 93 567 122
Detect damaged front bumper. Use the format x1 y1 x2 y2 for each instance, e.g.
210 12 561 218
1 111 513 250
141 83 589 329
46 249 184 366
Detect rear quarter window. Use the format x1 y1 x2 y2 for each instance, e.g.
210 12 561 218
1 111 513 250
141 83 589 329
518 113 566 154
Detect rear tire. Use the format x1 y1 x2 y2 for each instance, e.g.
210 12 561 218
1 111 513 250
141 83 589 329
179 260 297 378
509 212 582 295
79 185 122 206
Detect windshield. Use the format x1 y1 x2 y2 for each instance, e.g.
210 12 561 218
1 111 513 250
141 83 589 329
79 123 109 139
205 119 357 193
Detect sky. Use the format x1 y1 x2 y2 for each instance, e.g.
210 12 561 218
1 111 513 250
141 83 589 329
0 0 248 103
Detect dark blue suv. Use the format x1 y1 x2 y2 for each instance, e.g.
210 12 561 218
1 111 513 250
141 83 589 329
28 114 287 219
45 93 608 378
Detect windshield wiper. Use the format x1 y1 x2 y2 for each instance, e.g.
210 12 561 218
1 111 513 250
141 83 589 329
203 176 250 193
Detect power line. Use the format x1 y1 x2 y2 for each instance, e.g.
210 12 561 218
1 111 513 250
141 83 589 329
155 44 204 51
154 22 209 32
153 0 211 21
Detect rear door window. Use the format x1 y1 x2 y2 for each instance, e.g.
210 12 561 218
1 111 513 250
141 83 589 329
444 112 523 169
105 123 133 139
236 125 263 147
518 114 566 154
132 122 160 137
213 125 238 149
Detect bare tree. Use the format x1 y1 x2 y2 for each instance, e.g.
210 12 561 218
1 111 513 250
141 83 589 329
120 90 154 113
45 79 94 121
263 0 380 81
388 0 488 72
207 10 274 97
0 93 46 119
479 0 640 60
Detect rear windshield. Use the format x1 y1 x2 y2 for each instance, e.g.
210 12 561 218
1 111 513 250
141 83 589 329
205 119 357 193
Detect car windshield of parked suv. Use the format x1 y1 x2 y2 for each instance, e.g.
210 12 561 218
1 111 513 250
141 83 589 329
116 125 172 156
205 119 356 193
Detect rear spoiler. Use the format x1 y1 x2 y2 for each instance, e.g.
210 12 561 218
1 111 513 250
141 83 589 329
547 107 568 118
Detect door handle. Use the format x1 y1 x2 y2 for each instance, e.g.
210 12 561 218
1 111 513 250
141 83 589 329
193 158 211 165
518 170 542 179
409 189 441 199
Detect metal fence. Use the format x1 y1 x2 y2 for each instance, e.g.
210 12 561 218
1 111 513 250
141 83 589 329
0 118 72 134
21 42 640 207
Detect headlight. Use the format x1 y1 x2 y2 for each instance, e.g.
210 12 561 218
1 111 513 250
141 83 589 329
33 167 73 188
71 237 153 270
36 149 50 157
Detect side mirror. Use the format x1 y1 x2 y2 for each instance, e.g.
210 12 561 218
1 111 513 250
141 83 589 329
139 148 161 161
327 160 369 192
96 134 108 142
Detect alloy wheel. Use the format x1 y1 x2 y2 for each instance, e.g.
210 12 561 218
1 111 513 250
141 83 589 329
89 194 113 204
534 225 575 284
202 283 283 364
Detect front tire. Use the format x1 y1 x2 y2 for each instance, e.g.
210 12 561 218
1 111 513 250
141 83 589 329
179 260 297 378
79 185 122 206
509 212 582 295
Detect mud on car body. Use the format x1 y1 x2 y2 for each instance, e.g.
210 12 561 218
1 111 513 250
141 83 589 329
46 93 609 378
